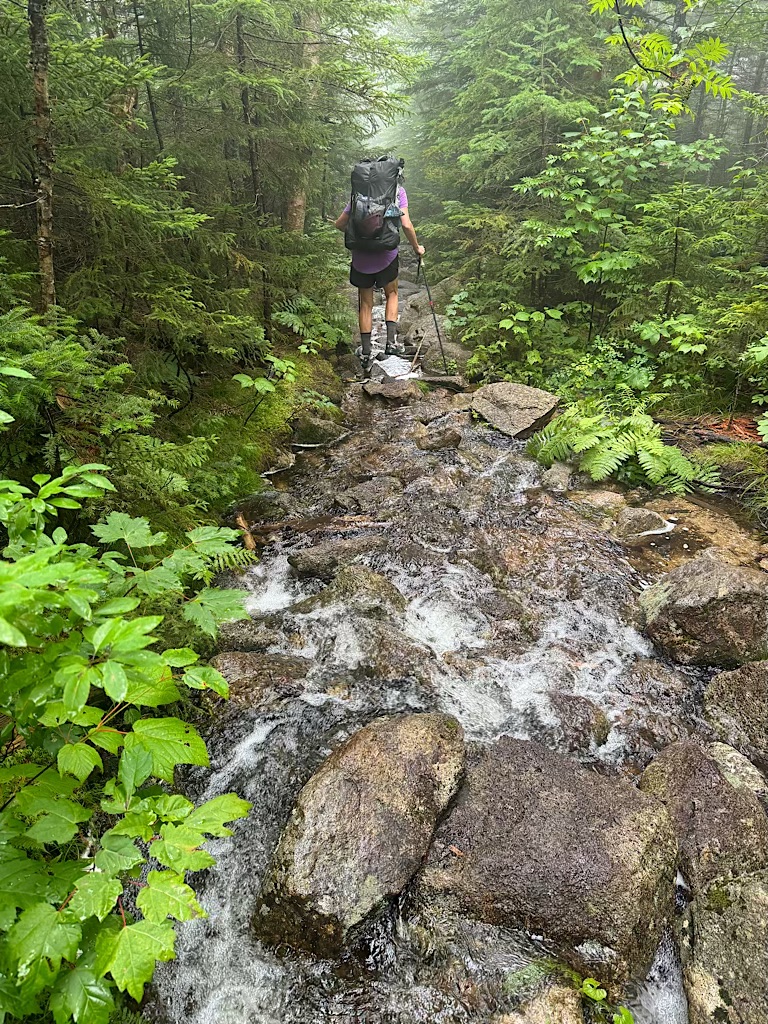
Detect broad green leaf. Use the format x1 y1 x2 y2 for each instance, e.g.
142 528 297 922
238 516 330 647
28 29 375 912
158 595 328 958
88 728 124 755
129 718 209 782
0 617 26 647
91 512 166 549
162 648 199 667
67 874 121 922
49 965 114 1024
119 744 153 797
102 919 175 1001
136 870 206 923
57 743 103 782
152 794 193 822
109 807 156 841
182 665 229 697
25 798 92 845
62 668 93 716
183 588 246 637
185 794 251 836
94 833 144 876
0 850 50 928
152 823 215 872
99 660 128 701
8 903 81 973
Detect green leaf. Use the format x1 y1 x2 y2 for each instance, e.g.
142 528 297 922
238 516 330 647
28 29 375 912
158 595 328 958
119 744 153 797
129 718 209 782
185 793 251 836
102 920 175 1001
8 903 81 974
88 728 124 755
183 588 246 637
94 833 144 876
0 850 50 927
182 665 229 697
91 512 166 549
68 874 122 922
99 660 128 701
57 743 103 782
25 798 92 845
152 823 215 872
0 617 26 647
136 870 206 923
49 965 114 1024
62 668 92 716
162 647 199 668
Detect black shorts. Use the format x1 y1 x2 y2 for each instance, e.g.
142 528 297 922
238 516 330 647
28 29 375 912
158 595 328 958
350 255 399 290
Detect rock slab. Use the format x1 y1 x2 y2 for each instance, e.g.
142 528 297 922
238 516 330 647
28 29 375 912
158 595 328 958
470 382 559 439
639 553 768 666
640 741 768 892
257 713 465 954
704 661 768 768
417 738 676 982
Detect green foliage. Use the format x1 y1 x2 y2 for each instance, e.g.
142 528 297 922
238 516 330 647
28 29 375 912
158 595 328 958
528 401 719 493
0 465 251 1022
579 975 634 1022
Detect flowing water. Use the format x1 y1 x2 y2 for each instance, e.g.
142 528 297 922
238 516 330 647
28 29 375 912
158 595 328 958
146 372 718 1024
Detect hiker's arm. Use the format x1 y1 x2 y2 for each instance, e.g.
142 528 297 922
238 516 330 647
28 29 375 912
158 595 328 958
401 209 425 256
334 210 349 231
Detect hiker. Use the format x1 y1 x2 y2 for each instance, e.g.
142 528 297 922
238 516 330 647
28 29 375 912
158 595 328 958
334 156 425 372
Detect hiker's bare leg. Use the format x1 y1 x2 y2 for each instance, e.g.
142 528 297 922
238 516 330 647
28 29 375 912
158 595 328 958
358 288 374 334
384 279 399 322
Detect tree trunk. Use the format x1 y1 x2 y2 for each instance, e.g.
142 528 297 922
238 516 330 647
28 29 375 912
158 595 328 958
742 53 767 154
28 0 56 311
285 12 321 234
235 11 261 206
131 0 163 150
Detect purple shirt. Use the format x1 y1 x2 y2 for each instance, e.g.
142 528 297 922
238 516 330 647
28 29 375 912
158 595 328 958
345 186 407 274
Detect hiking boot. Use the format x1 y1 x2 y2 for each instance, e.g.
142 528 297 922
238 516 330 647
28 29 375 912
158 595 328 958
385 339 405 357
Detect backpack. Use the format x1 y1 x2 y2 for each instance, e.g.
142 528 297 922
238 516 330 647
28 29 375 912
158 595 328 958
344 156 403 253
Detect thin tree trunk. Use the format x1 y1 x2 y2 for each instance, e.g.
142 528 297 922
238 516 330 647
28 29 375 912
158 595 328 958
132 0 163 150
742 54 767 153
235 12 261 206
28 0 56 311
285 12 321 233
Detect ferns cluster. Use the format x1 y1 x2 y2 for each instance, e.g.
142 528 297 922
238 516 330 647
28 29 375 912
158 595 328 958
528 401 720 493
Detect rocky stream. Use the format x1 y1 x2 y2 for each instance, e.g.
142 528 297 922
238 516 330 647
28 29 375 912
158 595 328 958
147 293 768 1024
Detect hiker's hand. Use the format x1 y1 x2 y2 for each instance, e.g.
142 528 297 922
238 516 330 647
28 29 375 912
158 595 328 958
414 244 426 257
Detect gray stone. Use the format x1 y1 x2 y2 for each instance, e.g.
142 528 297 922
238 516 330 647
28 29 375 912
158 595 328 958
704 662 768 768
708 742 768 798
411 421 463 451
335 475 403 513
681 872 768 1024
639 554 768 666
494 983 583 1024
613 506 669 540
548 693 610 752
470 383 559 440
257 713 465 954
417 738 676 983
639 742 768 892
215 617 283 652
363 378 423 403
287 535 387 582
233 486 304 526
291 564 407 618
540 461 573 493
208 652 311 705
290 410 345 445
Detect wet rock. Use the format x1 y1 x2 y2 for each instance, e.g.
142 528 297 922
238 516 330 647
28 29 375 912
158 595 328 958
290 411 345 447
426 275 463 312
494 983 583 1024
354 619 436 684
681 872 768 1024
639 553 768 666
335 475 404 513
257 713 465 954
540 461 572 493
216 617 284 652
411 421 463 451
613 506 669 540
571 489 627 519
704 661 768 768
708 742 768 798
232 486 305 526
639 742 768 892
363 378 423 403
209 652 312 705
470 383 559 440
548 693 610 752
287 535 388 581
292 564 407 618
417 738 676 983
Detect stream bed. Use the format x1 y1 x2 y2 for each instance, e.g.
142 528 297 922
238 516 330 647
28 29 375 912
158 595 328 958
147 374 766 1024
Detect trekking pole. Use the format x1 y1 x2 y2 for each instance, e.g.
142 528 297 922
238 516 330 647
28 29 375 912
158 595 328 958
417 256 449 375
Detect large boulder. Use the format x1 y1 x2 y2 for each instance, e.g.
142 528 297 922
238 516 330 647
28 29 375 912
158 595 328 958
363 378 423 403
681 872 768 1024
470 383 559 440
290 409 345 446
417 738 677 983
639 553 768 666
704 661 768 768
287 535 387 581
256 713 465 954
639 742 768 892
208 652 311 705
